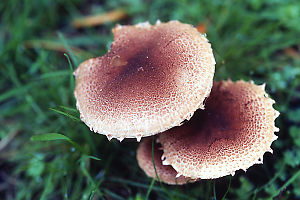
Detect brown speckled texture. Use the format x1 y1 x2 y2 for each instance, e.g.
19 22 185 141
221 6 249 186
159 80 279 179
74 21 215 140
137 137 194 185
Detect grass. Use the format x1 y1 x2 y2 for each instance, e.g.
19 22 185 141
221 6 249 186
1 0 300 199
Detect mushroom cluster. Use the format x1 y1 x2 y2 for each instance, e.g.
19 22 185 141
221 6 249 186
74 21 279 183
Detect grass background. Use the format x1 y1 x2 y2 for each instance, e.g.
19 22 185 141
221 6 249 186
1 0 300 199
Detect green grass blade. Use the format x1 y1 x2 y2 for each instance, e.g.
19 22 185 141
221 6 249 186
49 108 80 121
64 53 75 92
30 133 71 141
102 189 125 200
86 155 101 161
80 158 103 197
88 190 95 200
151 137 173 199
247 162 285 198
59 105 78 113
58 32 79 66
40 174 54 200
145 178 155 200
30 133 87 154
108 177 164 191
221 176 232 200
212 180 216 200
108 177 194 199
271 169 300 199
37 70 70 79
0 83 35 102
151 137 160 182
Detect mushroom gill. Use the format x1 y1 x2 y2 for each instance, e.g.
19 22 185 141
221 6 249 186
73 20 215 141
159 80 279 179
137 137 194 185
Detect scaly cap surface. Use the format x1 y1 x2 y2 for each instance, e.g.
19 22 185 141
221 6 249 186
159 80 279 179
74 21 215 141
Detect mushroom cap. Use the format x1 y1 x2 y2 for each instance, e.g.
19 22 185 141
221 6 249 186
137 137 194 185
158 80 279 179
74 20 215 141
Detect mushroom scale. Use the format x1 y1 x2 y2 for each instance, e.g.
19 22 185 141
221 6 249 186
159 80 279 179
74 20 215 141
137 137 195 185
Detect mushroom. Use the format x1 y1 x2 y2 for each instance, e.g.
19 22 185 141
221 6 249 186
137 137 195 185
74 20 215 141
158 80 279 179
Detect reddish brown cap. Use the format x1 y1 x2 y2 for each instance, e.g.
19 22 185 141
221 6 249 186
159 80 279 179
74 21 215 141
137 137 194 185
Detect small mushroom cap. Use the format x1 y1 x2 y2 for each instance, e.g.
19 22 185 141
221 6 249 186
159 80 279 179
74 20 215 140
137 137 194 185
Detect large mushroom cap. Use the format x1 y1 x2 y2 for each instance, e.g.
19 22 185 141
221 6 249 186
74 20 215 141
137 137 194 185
159 80 279 179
